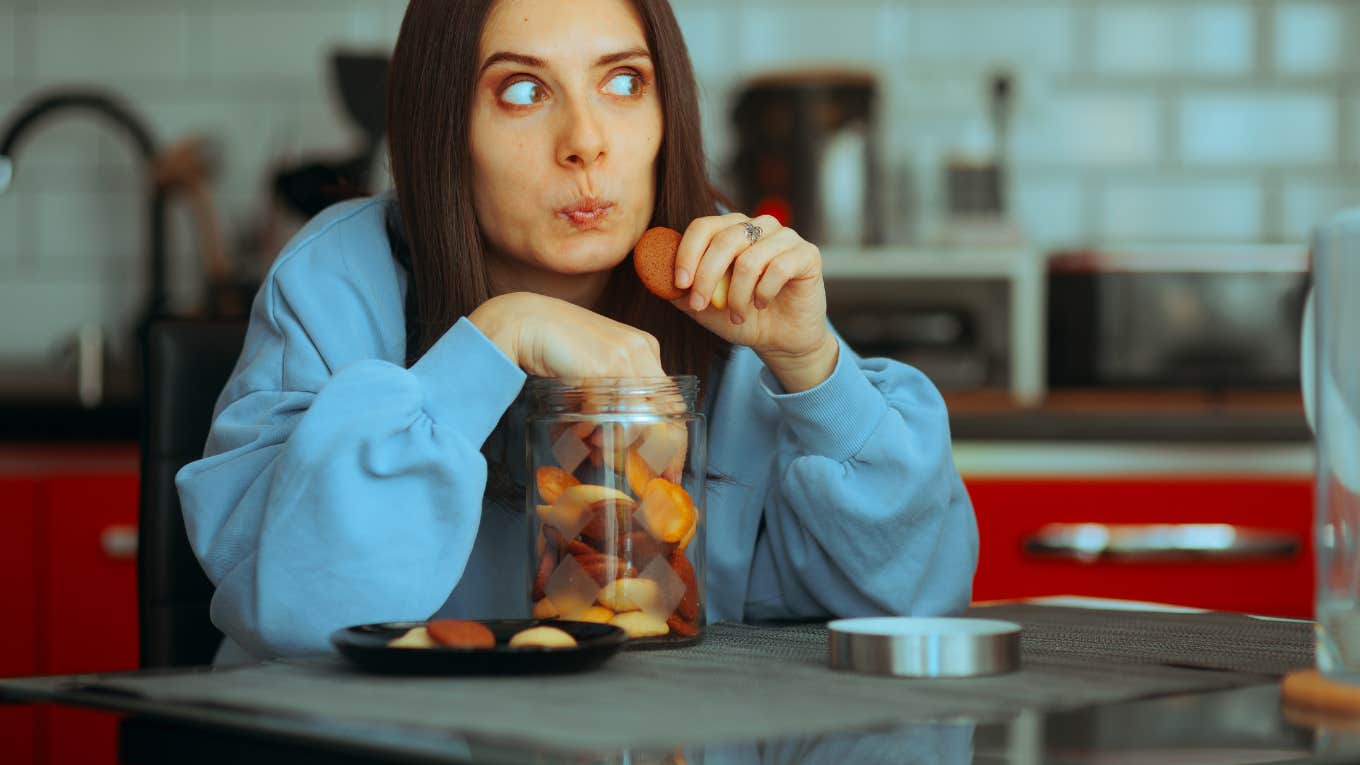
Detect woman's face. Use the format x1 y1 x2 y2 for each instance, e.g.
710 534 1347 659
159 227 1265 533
471 0 663 289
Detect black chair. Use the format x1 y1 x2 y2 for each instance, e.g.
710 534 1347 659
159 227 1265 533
139 320 247 667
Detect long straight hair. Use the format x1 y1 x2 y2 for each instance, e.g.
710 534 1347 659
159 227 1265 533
385 0 730 379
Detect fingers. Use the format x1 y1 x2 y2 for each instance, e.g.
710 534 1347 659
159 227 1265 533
752 238 819 310
674 213 745 292
725 226 798 323
610 327 665 378
685 215 781 313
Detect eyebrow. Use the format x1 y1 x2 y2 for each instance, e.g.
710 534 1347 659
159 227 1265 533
479 47 652 77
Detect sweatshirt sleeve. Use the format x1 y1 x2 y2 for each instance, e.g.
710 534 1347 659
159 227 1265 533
175 251 526 659
742 339 978 621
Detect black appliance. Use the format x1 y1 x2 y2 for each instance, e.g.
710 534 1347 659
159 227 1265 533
730 71 880 246
1047 249 1309 391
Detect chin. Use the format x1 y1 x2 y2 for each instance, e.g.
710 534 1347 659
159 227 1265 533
551 230 634 273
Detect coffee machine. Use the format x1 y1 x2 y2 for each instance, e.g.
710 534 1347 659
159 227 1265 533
729 71 880 247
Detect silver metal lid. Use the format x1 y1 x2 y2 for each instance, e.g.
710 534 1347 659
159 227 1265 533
828 617 1021 678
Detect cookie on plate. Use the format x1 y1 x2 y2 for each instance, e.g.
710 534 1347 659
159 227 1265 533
427 619 496 649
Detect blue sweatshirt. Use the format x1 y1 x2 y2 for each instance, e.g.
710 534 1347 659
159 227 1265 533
177 195 978 662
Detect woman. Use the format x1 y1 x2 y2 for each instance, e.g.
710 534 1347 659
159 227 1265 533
177 0 978 662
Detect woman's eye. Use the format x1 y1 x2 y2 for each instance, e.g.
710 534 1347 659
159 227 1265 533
502 80 547 106
604 72 643 97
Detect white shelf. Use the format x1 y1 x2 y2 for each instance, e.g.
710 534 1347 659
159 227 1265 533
820 246 1039 281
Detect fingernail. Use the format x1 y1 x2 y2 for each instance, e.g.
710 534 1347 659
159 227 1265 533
675 268 690 289
730 310 744 325
690 292 706 311
754 298 767 310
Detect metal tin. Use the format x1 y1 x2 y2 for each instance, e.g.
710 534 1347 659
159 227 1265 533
828 617 1021 678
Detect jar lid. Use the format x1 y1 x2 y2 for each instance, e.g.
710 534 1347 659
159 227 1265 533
827 617 1021 678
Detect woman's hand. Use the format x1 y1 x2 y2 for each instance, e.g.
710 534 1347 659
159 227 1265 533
671 213 838 392
469 292 666 379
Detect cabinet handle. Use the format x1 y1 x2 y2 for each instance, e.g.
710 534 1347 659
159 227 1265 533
100 525 138 560
1023 523 1298 562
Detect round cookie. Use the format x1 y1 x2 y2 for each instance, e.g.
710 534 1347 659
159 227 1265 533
426 619 496 649
509 625 579 649
388 626 437 649
633 227 684 300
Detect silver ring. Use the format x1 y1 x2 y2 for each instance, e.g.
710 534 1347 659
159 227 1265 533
743 221 763 244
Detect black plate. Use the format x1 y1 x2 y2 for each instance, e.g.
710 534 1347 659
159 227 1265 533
330 619 628 675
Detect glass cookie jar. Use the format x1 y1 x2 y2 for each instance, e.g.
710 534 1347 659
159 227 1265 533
526 376 706 647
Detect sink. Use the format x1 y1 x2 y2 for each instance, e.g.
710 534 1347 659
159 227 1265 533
0 360 141 441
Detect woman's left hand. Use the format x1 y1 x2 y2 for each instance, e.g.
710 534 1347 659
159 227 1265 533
670 213 839 393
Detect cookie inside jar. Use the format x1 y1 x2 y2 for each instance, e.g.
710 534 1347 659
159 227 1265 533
526 377 705 647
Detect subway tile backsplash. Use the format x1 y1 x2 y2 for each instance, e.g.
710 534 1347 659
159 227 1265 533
31 9 192 86
1273 2 1347 75
1179 91 1336 166
0 0 1355 358
1011 90 1164 166
1102 177 1265 242
1091 4 1255 77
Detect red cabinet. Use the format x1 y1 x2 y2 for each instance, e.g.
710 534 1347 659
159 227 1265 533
40 473 140 674
966 476 1314 618
1 477 39 764
0 447 139 765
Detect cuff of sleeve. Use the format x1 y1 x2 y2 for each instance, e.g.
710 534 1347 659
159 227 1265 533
409 316 527 441
759 340 887 463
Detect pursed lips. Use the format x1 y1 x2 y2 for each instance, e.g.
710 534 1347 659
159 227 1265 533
559 199 615 228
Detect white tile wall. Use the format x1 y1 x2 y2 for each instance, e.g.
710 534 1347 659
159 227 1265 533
910 4 1072 71
1351 95 1360 171
1101 179 1263 242
32 9 191 86
0 188 24 269
33 189 142 271
1 0 1357 358
202 5 397 85
1183 4 1255 77
1093 4 1253 77
1274 2 1346 75
0 277 142 359
1282 178 1360 241
735 5 897 71
672 5 728 81
0 6 18 86
1010 175 1085 245
10 119 107 174
1180 92 1335 165
1012 91 1162 166
1092 6 1178 75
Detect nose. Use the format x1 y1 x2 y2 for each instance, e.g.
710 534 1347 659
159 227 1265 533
556 94 607 170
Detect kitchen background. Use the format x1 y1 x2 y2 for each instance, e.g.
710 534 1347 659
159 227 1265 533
0 0 1353 367
1 3 1342 761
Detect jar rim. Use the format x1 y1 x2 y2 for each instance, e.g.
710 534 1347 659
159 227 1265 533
527 375 700 414
527 375 699 396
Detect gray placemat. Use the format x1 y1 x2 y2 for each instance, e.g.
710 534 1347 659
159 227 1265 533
0 606 1314 755
966 604 1314 676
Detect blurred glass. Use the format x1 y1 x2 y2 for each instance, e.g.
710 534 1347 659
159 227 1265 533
1309 209 1360 680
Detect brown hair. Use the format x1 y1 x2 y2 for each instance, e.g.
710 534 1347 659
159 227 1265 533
385 0 730 378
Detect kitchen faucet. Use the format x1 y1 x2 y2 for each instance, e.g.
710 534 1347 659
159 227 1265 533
0 89 173 407
0 88 170 327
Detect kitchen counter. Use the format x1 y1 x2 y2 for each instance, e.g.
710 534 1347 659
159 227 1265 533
0 389 1312 445
946 388 1310 443
0 402 140 442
